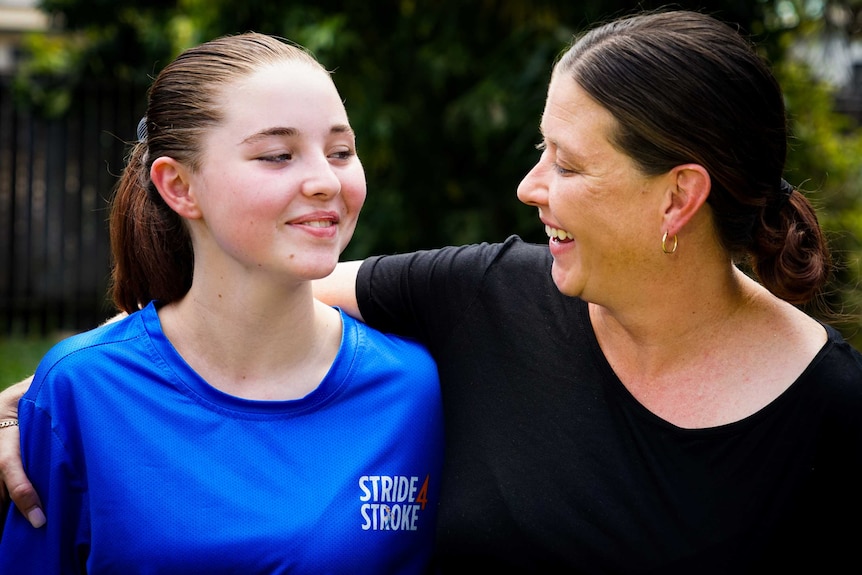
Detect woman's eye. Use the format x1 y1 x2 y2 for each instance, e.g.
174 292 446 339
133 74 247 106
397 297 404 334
535 139 575 175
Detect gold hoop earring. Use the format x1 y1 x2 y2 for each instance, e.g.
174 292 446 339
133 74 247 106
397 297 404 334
661 231 678 254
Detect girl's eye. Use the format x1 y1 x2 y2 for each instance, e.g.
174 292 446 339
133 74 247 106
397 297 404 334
259 153 292 163
329 149 355 161
553 163 574 175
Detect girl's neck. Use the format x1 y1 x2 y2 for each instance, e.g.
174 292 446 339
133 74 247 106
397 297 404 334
158 284 343 400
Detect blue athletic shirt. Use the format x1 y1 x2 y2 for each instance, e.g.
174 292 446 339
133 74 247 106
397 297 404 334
0 301 444 574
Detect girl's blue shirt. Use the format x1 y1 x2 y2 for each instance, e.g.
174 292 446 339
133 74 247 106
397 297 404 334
0 301 444 574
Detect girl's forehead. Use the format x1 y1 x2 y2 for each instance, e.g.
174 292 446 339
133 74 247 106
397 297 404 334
219 62 346 121
234 60 335 94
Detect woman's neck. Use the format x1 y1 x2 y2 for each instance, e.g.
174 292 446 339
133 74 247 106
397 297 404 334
589 265 825 428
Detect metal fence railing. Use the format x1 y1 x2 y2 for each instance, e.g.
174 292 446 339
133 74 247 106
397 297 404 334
0 75 145 336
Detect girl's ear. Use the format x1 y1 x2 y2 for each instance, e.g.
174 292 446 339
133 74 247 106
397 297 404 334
150 157 202 219
661 164 710 237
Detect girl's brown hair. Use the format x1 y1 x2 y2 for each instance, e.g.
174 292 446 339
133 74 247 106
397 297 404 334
110 33 323 313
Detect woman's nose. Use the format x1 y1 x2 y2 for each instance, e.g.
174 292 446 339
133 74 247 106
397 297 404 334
516 160 550 207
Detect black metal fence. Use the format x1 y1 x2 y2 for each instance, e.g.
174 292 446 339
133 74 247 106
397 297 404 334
0 76 145 336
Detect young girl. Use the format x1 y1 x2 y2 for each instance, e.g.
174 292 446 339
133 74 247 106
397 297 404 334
0 33 443 574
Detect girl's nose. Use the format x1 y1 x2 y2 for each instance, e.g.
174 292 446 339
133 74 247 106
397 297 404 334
301 157 342 199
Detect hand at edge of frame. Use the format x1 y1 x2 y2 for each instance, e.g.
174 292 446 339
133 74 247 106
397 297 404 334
0 376 45 528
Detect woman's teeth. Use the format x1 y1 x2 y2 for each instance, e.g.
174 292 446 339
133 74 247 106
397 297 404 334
545 224 573 241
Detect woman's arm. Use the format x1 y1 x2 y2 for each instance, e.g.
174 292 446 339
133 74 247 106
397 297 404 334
0 377 45 528
0 310 130 528
313 260 364 320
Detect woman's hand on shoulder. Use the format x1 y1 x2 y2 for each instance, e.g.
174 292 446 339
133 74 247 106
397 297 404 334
0 376 45 528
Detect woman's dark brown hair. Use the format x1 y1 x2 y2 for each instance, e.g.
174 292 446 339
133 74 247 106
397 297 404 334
555 10 831 305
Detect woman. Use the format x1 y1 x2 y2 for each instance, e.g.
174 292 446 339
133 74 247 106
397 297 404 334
0 33 443 573
3 9 862 574
324 10 862 572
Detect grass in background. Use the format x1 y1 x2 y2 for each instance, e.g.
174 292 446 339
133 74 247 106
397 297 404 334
0 335 64 391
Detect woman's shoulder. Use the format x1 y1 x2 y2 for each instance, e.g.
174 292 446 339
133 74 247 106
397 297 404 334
813 323 862 382
468 235 552 267
371 235 550 274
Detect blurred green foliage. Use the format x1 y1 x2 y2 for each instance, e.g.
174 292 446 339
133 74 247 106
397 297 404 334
14 0 862 346
778 56 862 344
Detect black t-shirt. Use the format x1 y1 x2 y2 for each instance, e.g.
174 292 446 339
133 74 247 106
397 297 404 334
356 236 862 574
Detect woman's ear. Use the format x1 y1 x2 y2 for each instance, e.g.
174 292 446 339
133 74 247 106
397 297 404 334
662 164 710 237
150 157 202 219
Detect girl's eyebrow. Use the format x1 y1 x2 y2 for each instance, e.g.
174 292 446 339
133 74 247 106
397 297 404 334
330 124 354 136
241 126 298 145
241 124 354 145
